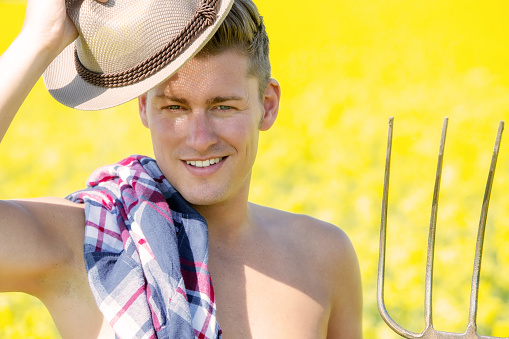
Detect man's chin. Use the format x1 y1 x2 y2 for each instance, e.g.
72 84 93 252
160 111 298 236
178 190 225 208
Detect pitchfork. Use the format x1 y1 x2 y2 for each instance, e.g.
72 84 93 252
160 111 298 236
377 117 506 338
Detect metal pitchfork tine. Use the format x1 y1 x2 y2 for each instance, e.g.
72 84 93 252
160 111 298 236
377 117 506 338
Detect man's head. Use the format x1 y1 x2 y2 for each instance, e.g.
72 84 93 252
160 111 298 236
137 0 280 209
136 0 280 210
197 0 271 98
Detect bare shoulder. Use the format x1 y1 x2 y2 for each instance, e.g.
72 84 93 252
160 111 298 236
250 203 360 293
250 203 363 338
251 203 357 264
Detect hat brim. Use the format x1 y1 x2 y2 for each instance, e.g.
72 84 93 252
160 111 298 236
43 0 234 111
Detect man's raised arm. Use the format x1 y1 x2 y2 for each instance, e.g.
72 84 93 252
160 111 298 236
0 0 78 294
0 0 81 142
0 0 107 296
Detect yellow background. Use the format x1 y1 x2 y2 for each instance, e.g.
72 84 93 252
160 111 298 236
1 0 509 337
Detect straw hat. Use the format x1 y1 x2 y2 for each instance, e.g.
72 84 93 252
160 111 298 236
43 0 234 110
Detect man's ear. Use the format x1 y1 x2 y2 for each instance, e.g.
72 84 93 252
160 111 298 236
260 78 281 131
138 93 149 128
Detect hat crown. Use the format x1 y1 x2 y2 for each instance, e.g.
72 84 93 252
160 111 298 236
44 0 233 110
67 0 202 74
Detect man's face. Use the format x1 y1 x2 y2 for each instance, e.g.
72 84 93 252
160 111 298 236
139 50 279 207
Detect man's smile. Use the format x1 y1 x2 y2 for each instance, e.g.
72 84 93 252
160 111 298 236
186 157 224 168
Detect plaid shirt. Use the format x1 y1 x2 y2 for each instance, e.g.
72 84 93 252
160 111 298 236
67 155 221 339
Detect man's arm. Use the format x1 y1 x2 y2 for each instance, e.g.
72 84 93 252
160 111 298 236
0 0 106 142
0 0 108 296
0 198 85 295
0 0 80 143
0 0 78 295
326 228 363 338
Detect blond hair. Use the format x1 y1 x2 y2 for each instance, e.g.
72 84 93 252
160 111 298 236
198 0 271 97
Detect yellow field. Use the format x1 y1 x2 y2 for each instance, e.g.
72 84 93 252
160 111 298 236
1 0 508 338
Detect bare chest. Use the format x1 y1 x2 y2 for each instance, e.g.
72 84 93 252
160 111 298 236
209 246 331 338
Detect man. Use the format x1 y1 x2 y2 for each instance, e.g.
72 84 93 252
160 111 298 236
0 0 362 337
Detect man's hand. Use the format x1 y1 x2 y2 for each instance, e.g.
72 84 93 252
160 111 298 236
21 0 78 57
21 0 109 57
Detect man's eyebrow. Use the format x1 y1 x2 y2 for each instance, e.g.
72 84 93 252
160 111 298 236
154 95 189 105
206 96 244 105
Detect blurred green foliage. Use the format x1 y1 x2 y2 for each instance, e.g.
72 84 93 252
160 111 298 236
1 0 508 338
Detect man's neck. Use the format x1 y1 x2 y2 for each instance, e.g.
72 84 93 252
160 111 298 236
192 190 254 247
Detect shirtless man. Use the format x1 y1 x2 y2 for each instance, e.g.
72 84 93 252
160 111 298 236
0 0 363 337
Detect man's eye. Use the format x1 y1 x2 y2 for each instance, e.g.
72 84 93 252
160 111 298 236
163 105 182 110
217 105 232 111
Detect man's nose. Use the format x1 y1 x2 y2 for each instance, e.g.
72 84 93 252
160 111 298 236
186 111 218 153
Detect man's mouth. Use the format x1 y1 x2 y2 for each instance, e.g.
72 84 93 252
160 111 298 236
186 157 224 168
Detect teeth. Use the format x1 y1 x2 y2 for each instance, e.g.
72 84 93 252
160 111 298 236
186 157 222 168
